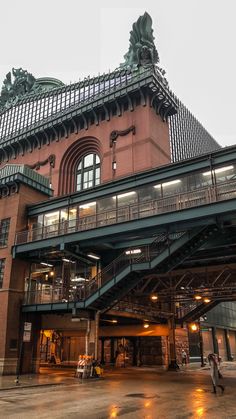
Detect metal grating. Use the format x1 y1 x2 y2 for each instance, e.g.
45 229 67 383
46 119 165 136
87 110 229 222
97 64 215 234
169 98 221 162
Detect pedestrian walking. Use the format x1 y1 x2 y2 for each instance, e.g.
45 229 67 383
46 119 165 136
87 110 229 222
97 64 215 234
208 353 224 394
181 349 187 366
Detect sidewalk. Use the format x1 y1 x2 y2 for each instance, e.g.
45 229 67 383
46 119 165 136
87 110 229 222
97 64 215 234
0 368 77 391
1 361 235 391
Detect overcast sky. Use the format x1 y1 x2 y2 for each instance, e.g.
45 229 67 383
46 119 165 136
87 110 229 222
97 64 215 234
0 0 235 147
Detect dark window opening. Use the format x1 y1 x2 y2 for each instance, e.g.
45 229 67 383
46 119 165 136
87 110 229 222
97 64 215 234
0 218 10 247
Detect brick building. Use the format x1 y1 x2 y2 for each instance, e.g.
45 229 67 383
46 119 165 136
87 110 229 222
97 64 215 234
0 12 236 375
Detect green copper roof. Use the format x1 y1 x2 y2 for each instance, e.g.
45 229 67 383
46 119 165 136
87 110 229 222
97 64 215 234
0 164 53 196
0 66 177 144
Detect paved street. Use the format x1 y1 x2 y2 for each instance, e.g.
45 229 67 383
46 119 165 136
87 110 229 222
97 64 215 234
0 365 236 419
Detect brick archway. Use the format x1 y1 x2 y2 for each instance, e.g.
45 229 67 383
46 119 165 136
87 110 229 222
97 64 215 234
58 137 102 195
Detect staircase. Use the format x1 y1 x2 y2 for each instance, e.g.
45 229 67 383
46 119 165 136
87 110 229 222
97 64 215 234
81 224 219 311
177 300 219 324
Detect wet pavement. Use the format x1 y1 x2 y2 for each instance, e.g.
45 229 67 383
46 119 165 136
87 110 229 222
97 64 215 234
0 364 236 418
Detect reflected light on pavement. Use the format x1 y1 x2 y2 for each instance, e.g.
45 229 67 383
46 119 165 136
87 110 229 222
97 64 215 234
196 388 204 393
109 405 118 418
196 407 204 416
144 401 151 408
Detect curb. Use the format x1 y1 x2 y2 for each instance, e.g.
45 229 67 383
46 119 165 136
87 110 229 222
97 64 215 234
0 382 66 392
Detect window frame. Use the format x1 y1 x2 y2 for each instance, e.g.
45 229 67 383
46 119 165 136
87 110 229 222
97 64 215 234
76 153 100 191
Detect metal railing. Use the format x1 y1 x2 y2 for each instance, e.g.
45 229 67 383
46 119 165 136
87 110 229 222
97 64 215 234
24 233 181 305
15 179 236 245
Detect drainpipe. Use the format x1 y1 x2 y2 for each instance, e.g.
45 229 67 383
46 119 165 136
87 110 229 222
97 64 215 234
85 319 91 356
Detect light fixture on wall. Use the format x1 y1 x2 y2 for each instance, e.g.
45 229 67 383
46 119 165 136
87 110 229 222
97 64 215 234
112 161 117 170
189 323 199 332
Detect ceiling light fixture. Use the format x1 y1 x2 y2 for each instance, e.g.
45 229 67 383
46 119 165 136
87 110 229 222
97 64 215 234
203 297 211 303
87 253 100 260
203 165 234 176
40 262 53 267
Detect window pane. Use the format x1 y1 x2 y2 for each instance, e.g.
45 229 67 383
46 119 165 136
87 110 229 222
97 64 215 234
0 259 5 288
76 153 101 192
79 202 96 217
84 154 93 167
96 167 100 179
215 165 236 184
117 191 138 207
44 212 59 226
0 219 10 247
60 209 68 222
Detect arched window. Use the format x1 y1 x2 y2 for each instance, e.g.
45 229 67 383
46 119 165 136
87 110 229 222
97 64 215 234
76 153 100 191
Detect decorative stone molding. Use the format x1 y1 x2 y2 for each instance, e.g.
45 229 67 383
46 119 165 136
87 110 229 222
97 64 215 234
0 182 19 198
110 125 136 147
27 154 56 170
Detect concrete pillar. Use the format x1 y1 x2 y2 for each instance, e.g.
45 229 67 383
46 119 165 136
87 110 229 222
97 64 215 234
84 312 100 360
224 329 233 361
212 327 219 354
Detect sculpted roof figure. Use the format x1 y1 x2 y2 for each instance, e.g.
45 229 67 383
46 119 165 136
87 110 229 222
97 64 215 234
0 68 41 109
121 12 160 68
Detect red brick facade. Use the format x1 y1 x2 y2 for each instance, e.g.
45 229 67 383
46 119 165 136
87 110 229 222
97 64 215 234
3 106 170 197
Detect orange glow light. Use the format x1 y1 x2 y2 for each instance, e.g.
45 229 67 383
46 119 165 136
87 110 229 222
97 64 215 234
190 323 198 332
204 298 211 303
